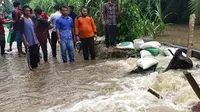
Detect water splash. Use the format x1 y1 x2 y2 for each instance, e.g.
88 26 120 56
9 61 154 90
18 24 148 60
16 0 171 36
39 58 200 112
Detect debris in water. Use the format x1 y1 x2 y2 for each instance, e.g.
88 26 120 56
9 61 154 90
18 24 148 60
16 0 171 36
183 71 200 99
165 49 193 72
147 88 163 99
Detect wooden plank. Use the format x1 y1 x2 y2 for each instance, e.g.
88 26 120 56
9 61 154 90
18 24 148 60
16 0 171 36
183 71 200 99
148 88 163 99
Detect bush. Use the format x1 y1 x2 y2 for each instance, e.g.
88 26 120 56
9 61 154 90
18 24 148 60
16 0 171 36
28 0 166 42
117 0 166 42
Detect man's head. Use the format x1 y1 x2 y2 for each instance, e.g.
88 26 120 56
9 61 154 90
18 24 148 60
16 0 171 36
23 5 31 17
60 5 68 17
53 5 60 12
68 5 74 13
81 7 88 17
34 7 42 17
19 8 22 14
13 1 21 9
108 0 114 3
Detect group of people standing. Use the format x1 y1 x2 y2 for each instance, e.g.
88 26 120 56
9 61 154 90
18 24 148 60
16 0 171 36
0 0 121 70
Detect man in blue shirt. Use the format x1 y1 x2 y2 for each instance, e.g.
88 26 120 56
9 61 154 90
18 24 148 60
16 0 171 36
56 6 75 63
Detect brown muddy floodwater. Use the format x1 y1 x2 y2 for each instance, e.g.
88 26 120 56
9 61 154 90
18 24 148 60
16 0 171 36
1 25 200 112
156 24 200 49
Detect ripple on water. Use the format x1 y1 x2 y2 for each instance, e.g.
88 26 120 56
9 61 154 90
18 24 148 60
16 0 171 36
1 47 200 112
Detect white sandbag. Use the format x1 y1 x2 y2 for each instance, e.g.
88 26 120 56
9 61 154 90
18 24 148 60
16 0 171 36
163 48 172 56
116 42 134 49
133 39 144 50
161 47 175 57
140 50 153 58
159 47 176 57
136 58 159 70
159 46 168 56
140 41 161 49
96 36 105 42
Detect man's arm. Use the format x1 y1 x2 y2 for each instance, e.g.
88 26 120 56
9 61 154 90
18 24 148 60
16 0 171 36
34 20 39 45
90 17 97 35
74 18 79 41
116 10 124 15
43 19 52 29
116 4 124 15
12 11 18 24
19 19 29 46
34 33 39 45
0 18 12 24
102 4 107 24
40 18 50 27
3 20 12 24
48 14 53 23
48 15 55 30
56 29 61 44
55 19 61 44
70 19 75 40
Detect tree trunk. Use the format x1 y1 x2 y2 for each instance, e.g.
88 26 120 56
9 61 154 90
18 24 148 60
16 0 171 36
118 0 121 11
187 14 196 57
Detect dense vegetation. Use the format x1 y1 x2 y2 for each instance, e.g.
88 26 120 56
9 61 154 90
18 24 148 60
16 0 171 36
2 0 200 42
27 0 166 42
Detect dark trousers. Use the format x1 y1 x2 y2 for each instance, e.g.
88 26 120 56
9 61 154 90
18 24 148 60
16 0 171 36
105 25 117 47
0 40 5 54
0 34 5 54
80 37 96 60
51 31 57 57
40 44 48 62
28 44 39 68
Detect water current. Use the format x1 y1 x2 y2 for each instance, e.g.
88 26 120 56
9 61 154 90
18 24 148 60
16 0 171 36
1 26 200 112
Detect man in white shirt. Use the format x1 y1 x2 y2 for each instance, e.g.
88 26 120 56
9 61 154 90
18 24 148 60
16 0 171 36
48 5 61 57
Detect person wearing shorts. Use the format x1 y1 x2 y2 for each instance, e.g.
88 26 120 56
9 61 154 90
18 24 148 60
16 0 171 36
11 2 24 57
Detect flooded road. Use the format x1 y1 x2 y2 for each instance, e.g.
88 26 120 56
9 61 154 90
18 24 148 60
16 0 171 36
1 26 200 112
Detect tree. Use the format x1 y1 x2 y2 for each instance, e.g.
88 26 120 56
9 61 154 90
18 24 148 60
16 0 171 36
189 0 200 23
187 0 200 57
12 0 32 6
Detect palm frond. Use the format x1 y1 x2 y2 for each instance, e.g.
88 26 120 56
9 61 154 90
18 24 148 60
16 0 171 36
189 0 200 23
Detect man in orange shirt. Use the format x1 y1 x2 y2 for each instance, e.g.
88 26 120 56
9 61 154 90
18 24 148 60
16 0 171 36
75 7 97 60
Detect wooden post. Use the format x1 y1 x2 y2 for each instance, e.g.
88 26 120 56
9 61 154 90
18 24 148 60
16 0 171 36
187 14 196 57
147 88 163 99
118 0 121 11
183 71 200 99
